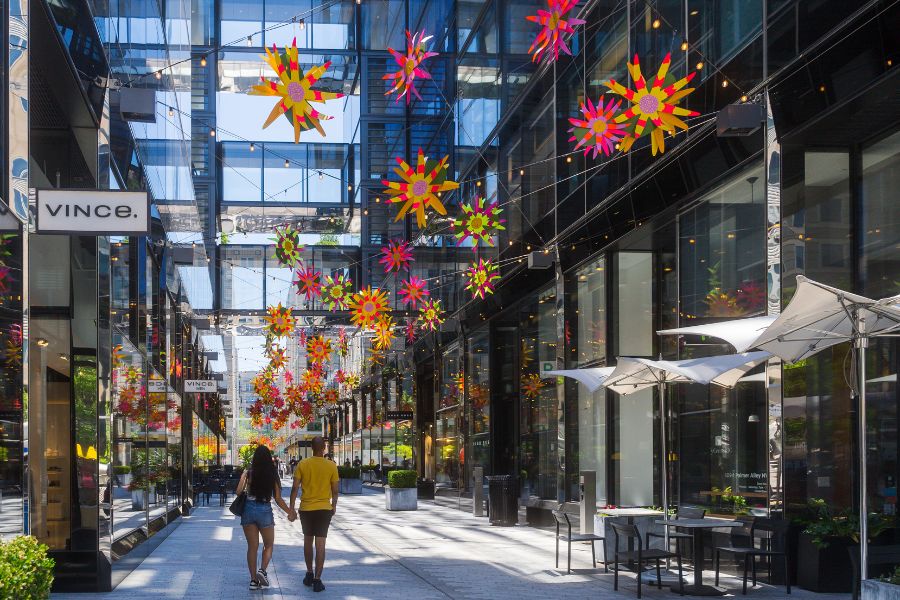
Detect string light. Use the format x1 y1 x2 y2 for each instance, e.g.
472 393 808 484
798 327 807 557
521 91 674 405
652 18 661 29
168 106 174 117
247 36 253 46
318 171 324 180
680 41 688 51
740 95 748 102
155 71 162 80
284 159 290 168
299 18 306 30
721 80 729 88
519 169 525 176
696 62 704 70
249 142 255 152
200 56 207 67
210 128 216 137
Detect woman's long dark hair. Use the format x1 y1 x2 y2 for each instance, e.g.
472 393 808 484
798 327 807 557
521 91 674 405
249 445 278 502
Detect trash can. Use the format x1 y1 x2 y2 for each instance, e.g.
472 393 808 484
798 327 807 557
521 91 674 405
486 475 518 526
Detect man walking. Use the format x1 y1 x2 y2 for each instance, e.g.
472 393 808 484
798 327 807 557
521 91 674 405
289 436 339 592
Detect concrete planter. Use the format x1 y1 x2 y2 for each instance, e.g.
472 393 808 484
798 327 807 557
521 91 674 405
385 487 417 511
340 478 363 494
131 489 148 511
862 580 900 600
117 473 132 488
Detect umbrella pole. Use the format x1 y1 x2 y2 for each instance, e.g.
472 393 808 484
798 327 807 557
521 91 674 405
857 332 868 581
659 380 669 551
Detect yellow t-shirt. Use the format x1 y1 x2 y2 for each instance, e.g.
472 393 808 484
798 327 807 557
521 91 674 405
294 457 339 511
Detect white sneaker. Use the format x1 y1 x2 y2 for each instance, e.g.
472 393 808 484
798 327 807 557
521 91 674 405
257 569 270 587
249 579 260 590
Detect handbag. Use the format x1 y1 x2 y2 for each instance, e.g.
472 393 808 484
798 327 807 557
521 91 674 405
229 491 247 516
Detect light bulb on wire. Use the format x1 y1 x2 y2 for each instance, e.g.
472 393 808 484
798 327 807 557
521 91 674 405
200 56 207 67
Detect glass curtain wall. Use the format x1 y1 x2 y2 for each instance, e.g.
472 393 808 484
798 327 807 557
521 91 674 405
436 345 461 487
466 329 491 486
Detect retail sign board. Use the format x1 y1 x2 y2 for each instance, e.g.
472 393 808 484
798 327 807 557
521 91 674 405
36 189 150 235
148 379 167 393
184 379 217 393
386 410 414 421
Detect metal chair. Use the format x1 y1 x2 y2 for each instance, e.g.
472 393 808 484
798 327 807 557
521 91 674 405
611 522 684 598
552 507 606 574
646 506 705 556
714 517 791 595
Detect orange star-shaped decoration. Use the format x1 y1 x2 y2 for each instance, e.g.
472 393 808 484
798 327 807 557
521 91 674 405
306 335 332 365
249 38 345 142
348 286 390 329
373 315 395 351
382 148 458 228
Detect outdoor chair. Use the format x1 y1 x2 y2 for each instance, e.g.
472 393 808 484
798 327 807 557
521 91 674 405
551 507 606 574
611 522 684 598
714 517 790 595
646 506 705 557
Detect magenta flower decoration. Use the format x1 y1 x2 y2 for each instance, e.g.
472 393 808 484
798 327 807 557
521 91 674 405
405 318 417 343
379 239 414 273
526 0 586 63
568 96 625 158
383 30 438 104
465 258 501 300
453 196 506 249
399 276 429 309
294 267 322 301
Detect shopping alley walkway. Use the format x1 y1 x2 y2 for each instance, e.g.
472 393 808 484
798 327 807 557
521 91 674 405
53 489 846 600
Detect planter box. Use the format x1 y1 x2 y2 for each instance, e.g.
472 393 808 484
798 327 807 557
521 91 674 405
340 478 363 495
385 487 417 511
117 473 132 488
131 489 148 511
862 580 900 600
797 533 854 593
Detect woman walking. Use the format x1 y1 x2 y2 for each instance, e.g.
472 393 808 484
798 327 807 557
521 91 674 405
235 445 295 590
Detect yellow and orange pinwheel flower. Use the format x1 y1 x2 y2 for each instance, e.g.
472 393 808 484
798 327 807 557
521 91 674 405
605 53 699 155
306 334 332 365
382 148 459 228
373 315 395 351
265 303 295 337
249 38 345 142
348 286 390 329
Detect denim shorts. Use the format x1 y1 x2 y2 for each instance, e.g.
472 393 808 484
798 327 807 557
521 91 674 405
240 499 275 528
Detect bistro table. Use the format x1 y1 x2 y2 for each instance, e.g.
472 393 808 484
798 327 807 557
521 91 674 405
655 518 742 596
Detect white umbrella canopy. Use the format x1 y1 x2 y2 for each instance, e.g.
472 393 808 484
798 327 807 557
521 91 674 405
546 367 615 392
603 351 772 395
657 315 777 353
751 275 900 363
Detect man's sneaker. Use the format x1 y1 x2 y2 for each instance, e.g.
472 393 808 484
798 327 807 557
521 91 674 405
256 569 270 587
312 579 325 592
249 579 261 591
303 571 314 586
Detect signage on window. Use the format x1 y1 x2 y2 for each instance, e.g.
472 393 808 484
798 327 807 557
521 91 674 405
148 379 167 393
184 379 217 393
386 410 414 421
36 189 150 235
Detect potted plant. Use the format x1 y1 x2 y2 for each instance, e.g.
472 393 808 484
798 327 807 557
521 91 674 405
863 566 900 600
113 464 132 488
338 466 362 494
0 535 55 599
385 470 417 511
796 498 895 593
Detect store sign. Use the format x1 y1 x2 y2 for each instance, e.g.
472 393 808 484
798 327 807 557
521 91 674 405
36 189 150 235
184 379 217 393
386 410 414 421
148 380 167 393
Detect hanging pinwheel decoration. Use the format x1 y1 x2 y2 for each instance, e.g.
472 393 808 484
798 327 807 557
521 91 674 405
306 334 332 365
384 29 438 104
298 328 308 348
568 96 625 158
322 272 352 310
348 286 390 329
399 276 429 309
373 315 395 351
383 148 459 228
334 369 346 385
368 350 385 367
605 53 700 155
273 225 304 267
526 0 586 63
379 239 414 273
294 267 323 301
418 298 445 332
465 258 501 300
405 318 417 343
453 196 506 249
265 344 288 371
301 367 324 395
338 327 349 357
265 303 295 337
323 388 339 406
249 38 345 142
521 373 545 399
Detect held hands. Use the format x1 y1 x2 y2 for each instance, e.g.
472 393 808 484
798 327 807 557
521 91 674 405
287 507 297 522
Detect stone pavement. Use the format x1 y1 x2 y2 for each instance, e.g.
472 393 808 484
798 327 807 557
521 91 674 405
53 488 850 599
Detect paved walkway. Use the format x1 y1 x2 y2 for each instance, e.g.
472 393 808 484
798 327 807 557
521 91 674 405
54 489 848 599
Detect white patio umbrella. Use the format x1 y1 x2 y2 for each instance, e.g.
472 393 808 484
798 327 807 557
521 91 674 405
748 275 900 580
546 366 616 392
657 315 777 353
603 351 771 581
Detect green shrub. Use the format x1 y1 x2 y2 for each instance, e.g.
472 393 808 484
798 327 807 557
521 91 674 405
338 466 360 479
0 536 55 600
113 465 131 474
387 470 417 489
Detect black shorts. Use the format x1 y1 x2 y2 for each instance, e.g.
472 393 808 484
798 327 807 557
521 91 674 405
299 510 333 537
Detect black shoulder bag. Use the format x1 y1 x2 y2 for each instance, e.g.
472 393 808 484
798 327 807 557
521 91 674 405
229 471 248 516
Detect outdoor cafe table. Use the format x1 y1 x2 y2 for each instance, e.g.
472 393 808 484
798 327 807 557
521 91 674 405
655 518 742 596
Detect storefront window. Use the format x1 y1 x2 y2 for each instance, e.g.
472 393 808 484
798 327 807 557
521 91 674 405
466 329 490 484
572 257 606 366
519 286 559 501
436 345 461 486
